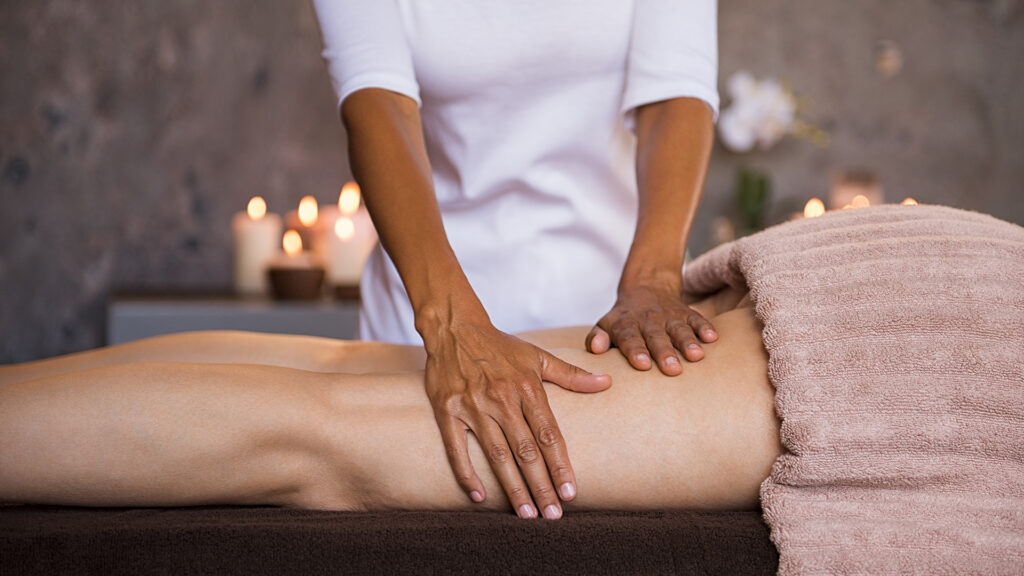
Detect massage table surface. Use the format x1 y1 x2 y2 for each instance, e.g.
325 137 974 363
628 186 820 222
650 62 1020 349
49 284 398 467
1 506 777 575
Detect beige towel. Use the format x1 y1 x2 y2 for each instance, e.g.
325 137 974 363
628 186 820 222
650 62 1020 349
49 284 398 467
684 205 1024 575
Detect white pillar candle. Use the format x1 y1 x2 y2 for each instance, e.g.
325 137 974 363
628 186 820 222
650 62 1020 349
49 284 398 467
315 183 378 286
232 196 282 295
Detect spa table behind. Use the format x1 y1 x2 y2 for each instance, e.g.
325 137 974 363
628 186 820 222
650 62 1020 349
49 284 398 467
0 506 778 575
107 296 361 344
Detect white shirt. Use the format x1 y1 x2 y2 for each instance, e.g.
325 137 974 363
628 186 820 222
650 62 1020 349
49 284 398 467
313 0 718 344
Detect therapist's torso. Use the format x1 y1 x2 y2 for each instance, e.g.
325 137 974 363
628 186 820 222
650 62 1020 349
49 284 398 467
362 1 638 344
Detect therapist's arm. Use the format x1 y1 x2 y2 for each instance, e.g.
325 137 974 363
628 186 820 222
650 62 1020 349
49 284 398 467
588 97 718 374
342 88 611 519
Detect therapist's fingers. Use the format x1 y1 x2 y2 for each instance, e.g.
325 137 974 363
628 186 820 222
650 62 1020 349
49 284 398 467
474 417 539 519
502 399 565 519
585 326 611 354
607 319 655 371
436 415 487 504
423 324 606 517
641 322 683 376
689 311 719 343
667 319 705 362
593 286 719 372
670 311 718 362
541 353 612 394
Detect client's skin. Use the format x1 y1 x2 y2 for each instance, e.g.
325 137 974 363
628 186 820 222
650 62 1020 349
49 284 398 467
0 287 781 519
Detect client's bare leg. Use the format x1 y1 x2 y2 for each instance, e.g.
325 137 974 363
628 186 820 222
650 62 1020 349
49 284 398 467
0 362 338 508
0 305 780 514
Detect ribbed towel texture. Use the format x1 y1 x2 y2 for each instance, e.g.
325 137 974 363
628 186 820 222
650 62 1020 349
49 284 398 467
684 205 1024 575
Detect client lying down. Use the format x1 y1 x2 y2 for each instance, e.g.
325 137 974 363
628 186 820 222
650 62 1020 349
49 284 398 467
0 286 778 517
1 205 1022 574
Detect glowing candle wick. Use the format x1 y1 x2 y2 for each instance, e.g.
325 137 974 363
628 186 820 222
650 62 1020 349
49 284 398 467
297 196 319 227
339 182 361 216
247 196 267 221
335 217 356 241
283 229 303 256
803 198 826 218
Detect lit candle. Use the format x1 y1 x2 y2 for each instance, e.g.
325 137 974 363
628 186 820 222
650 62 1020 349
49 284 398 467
339 182 361 214
850 194 871 209
901 197 918 206
232 196 282 296
315 182 379 290
270 230 320 269
830 170 884 210
267 230 325 300
285 195 320 251
803 198 826 218
298 196 318 226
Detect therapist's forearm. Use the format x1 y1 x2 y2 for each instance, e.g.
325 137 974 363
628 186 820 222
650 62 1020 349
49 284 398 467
622 97 714 290
342 89 487 330
343 90 607 518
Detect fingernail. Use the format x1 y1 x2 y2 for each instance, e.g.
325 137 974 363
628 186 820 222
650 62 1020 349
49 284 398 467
665 356 680 367
518 504 537 519
470 491 483 503
637 353 650 363
558 482 576 500
687 344 700 350
543 505 562 520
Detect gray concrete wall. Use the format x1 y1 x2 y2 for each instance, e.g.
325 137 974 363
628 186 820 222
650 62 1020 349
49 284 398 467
693 0 1024 247
2 0 1022 362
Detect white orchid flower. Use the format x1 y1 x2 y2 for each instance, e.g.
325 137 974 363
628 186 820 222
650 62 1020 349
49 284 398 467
719 72 800 153
727 70 757 101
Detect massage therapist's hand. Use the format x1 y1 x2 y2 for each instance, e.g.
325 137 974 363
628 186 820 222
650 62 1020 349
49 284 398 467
587 275 718 376
420 313 611 520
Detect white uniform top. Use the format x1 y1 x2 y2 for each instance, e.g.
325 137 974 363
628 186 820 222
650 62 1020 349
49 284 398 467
313 0 718 344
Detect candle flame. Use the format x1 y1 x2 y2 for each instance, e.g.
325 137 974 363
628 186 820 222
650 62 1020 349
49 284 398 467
851 194 871 209
803 198 826 218
335 217 356 241
298 196 319 226
901 197 918 206
282 229 303 256
247 196 267 221
339 182 361 215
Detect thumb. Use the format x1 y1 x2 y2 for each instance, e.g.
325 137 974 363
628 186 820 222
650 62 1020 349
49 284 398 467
542 354 612 393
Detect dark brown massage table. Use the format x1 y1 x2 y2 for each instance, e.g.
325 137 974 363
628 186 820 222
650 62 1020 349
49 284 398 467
1 506 777 574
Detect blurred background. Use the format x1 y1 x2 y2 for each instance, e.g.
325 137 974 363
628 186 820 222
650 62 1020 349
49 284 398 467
1 0 1022 363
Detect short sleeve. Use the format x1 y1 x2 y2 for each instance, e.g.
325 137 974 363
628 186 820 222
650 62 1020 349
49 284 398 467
621 0 719 129
312 0 421 111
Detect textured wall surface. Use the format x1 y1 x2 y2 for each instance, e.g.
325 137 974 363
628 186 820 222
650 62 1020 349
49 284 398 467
1 1 350 361
693 0 1024 247
1 0 1022 362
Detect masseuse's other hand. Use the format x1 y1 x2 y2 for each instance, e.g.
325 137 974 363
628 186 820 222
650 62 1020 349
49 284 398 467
587 279 718 376
422 319 611 520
